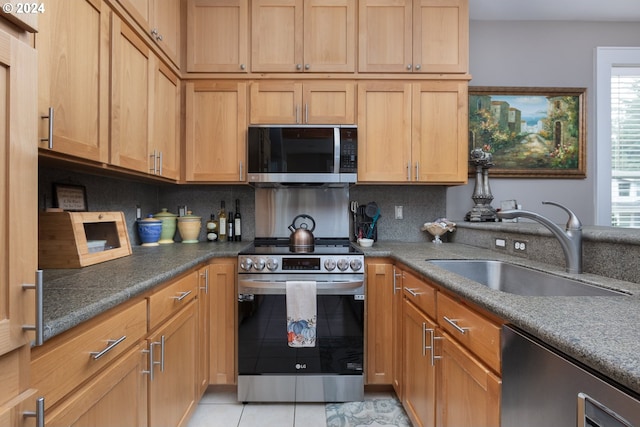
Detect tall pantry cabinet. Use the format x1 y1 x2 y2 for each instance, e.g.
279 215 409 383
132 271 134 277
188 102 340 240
0 13 40 427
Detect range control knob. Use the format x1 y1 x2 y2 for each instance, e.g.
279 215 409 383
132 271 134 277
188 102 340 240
240 257 253 271
350 258 363 271
253 257 266 271
266 258 279 271
337 259 350 271
324 259 337 271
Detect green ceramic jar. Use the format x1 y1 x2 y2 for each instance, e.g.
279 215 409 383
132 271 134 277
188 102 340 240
154 208 177 244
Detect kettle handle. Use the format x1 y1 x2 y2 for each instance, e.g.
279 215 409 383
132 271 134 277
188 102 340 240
290 214 316 232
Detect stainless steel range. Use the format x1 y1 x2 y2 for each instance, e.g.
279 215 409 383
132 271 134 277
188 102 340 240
237 186 365 403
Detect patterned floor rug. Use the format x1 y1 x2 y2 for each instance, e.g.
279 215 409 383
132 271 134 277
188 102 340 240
325 398 412 427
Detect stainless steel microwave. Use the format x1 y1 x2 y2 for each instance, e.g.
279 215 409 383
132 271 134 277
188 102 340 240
247 125 357 184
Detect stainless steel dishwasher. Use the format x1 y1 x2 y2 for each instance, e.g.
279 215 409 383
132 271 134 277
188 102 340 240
502 326 640 427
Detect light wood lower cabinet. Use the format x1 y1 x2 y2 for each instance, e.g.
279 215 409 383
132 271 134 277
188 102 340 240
147 302 197 427
45 343 148 427
208 259 237 385
196 266 210 397
366 261 502 427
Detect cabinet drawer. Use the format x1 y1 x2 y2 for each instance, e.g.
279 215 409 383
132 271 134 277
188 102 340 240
31 299 147 408
436 292 501 373
149 271 198 330
402 270 437 319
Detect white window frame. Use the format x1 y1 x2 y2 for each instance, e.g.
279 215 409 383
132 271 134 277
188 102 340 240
595 47 640 226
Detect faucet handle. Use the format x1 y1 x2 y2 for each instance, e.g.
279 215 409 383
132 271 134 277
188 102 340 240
542 201 582 230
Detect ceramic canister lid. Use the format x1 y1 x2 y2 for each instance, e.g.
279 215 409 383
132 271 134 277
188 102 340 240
139 214 162 223
178 210 201 222
154 208 177 219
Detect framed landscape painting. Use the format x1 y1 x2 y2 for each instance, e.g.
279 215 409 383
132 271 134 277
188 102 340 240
469 87 586 178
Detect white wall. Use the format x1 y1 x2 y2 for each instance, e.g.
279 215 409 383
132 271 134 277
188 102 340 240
447 20 640 225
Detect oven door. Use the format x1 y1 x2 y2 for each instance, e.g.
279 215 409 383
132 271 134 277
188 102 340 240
237 275 364 402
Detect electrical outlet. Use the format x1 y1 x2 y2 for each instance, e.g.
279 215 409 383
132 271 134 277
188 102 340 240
395 205 403 220
514 240 528 252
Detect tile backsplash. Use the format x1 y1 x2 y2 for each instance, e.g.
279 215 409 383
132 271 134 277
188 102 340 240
39 166 447 245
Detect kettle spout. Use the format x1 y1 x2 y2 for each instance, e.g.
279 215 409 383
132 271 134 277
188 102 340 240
288 224 296 233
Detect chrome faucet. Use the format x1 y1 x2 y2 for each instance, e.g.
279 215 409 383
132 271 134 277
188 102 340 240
497 201 582 274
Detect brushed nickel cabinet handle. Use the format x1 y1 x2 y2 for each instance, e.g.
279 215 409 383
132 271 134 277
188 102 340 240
172 290 192 301
443 316 469 334
405 287 421 297
41 107 54 149
200 269 209 294
23 270 43 346
23 396 45 427
90 335 127 360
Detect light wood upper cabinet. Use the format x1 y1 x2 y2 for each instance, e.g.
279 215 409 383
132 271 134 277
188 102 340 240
117 0 180 67
150 60 180 179
251 0 355 73
0 23 38 425
37 0 110 163
250 81 355 124
111 16 180 180
185 81 247 182
187 0 249 73
358 80 467 184
359 0 468 73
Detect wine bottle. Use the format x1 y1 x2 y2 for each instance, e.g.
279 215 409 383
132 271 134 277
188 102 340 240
218 201 227 242
227 211 234 241
234 199 242 241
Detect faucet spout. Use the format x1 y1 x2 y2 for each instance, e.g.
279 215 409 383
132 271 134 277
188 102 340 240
497 201 582 274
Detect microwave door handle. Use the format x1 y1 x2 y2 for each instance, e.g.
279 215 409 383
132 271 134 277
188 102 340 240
334 127 341 174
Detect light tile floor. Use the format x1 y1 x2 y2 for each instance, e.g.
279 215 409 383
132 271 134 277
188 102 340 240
187 386 397 427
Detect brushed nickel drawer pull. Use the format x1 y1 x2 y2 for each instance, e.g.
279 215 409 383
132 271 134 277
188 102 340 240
90 335 127 360
172 290 192 301
405 287 421 297
443 316 469 334
23 396 45 427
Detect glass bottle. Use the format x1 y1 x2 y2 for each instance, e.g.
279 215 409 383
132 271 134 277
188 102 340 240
234 199 242 241
206 214 218 242
218 201 227 242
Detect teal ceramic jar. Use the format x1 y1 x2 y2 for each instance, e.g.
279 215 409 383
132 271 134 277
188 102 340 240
154 208 177 244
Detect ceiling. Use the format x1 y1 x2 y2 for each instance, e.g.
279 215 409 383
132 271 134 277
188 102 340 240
470 0 640 22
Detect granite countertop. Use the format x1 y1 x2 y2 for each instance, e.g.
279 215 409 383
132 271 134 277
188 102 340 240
41 239 640 395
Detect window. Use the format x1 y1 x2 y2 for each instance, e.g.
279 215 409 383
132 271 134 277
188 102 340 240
595 47 640 227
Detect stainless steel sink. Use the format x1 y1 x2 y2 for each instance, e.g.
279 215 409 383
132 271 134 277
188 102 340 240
426 259 626 297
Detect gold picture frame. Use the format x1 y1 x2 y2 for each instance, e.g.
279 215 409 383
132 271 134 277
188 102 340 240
469 86 586 178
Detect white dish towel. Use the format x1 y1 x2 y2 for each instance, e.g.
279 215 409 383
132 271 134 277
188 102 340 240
286 280 317 348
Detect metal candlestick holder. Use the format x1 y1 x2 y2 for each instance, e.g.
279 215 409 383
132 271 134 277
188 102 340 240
465 148 497 222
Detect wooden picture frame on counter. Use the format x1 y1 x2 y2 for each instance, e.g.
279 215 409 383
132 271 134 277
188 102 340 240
469 86 586 178
52 182 88 211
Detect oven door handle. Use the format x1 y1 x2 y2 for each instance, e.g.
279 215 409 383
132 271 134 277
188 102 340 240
238 278 364 294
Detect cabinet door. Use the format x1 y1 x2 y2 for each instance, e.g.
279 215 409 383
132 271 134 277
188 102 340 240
209 260 237 385
148 302 197 427
392 267 403 398
151 59 180 179
358 0 412 73
110 16 151 174
150 0 180 67
304 81 355 124
365 262 394 385
436 333 501 427
45 344 148 427
196 266 210 396
413 0 468 73
249 81 302 124
303 0 355 72
37 0 110 162
357 82 412 182
0 32 38 425
185 81 247 182
251 0 303 72
187 0 248 73
412 81 468 183
403 299 437 427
